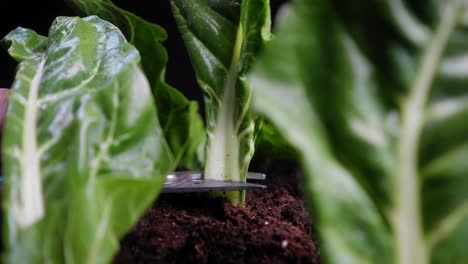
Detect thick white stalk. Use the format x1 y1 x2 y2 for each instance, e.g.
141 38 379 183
204 67 241 181
204 25 244 202
16 59 46 228
394 2 462 264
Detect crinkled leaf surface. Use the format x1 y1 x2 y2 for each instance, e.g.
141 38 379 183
251 0 468 263
66 0 205 169
171 0 270 203
1 16 172 263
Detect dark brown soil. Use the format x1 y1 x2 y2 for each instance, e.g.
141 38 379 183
114 165 320 264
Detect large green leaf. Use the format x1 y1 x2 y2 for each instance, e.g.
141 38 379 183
1 16 172 263
171 0 271 204
66 0 205 169
251 0 468 263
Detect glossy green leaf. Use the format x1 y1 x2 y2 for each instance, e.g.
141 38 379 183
171 0 271 204
66 0 206 169
251 0 468 263
1 16 172 263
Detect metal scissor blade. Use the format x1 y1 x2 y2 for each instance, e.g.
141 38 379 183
164 171 266 182
162 171 267 193
246 172 266 180
161 180 266 193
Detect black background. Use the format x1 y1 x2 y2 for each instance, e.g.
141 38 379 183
0 0 287 103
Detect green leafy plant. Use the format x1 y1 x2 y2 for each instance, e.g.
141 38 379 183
68 0 272 204
171 0 271 204
251 0 468 263
0 1 289 262
66 0 206 169
1 16 173 263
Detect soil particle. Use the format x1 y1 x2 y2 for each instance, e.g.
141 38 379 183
115 166 320 264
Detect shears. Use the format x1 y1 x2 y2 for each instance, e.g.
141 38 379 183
162 171 266 193
0 172 267 193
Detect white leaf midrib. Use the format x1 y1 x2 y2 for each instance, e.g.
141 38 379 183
393 1 463 263
16 58 46 228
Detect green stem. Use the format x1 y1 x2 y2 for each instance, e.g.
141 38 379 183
394 1 462 264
